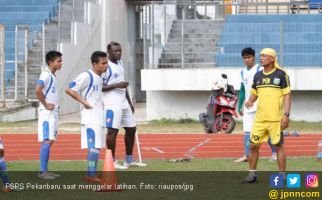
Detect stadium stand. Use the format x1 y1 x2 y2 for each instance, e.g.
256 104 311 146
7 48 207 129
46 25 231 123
0 0 59 99
216 14 322 67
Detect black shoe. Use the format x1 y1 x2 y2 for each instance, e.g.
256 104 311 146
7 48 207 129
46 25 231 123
241 173 258 184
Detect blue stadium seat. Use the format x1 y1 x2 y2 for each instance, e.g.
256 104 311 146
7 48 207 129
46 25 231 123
0 0 58 85
216 14 322 67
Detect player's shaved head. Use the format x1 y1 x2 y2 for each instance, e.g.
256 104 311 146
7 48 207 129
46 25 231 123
107 42 121 51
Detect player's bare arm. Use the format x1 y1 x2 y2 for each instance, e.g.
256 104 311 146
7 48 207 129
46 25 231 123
35 85 55 110
102 81 128 92
281 93 291 130
126 88 135 113
65 88 93 109
245 93 258 109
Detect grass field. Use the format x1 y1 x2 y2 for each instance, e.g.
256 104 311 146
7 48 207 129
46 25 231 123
6 157 322 171
1 120 322 199
2 158 321 200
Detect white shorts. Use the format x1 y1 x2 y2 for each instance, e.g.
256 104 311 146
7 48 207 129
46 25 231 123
104 106 136 129
0 139 4 149
81 125 105 149
243 112 256 132
38 108 58 142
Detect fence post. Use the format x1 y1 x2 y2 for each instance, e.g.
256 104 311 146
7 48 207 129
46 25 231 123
143 7 146 69
163 0 167 45
280 21 284 67
24 27 28 100
151 2 155 68
72 0 75 22
181 23 184 68
57 0 61 51
42 23 46 71
14 25 18 101
0 25 5 106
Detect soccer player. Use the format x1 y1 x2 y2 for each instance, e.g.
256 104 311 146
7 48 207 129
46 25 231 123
35 51 62 179
65 51 107 182
0 138 12 192
242 48 291 183
102 42 146 169
235 47 278 163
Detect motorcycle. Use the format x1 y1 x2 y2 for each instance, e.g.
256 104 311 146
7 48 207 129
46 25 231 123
199 75 238 134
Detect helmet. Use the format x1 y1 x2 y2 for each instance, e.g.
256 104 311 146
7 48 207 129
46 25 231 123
212 75 228 92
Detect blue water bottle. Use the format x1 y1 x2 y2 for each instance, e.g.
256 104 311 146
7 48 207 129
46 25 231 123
318 140 322 160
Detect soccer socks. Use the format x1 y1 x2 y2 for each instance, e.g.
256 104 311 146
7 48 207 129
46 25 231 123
125 155 133 163
0 157 10 186
244 132 250 157
87 148 99 177
268 138 277 154
39 143 51 173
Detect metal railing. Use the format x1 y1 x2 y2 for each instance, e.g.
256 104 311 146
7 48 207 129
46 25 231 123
137 0 322 69
57 0 100 49
0 24 4 106
14 25 29 101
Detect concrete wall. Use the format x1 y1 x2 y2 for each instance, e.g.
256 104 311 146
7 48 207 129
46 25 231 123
57 2 102 114
146 91 322 122
101 0 136 100
57 0 135 114
142 68 322 122
142 68 322 91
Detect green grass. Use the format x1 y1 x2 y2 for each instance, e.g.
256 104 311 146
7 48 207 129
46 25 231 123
7 157 322 171
2 158 321 200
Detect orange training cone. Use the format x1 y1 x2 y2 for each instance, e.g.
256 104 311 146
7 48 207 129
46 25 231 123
96 149 122 192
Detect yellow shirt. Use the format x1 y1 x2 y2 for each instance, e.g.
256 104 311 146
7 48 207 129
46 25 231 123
250 68 290 122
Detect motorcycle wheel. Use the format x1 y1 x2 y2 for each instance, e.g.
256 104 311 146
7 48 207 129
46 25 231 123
213 114 236 134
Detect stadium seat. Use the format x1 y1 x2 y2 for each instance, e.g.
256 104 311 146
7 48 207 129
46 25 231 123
216 14 322 67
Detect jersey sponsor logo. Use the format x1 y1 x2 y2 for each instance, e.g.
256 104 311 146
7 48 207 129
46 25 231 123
273 78 280 85
88 161 95 168
262 78 270 84
106 118 112 123
251 135 260 142
52 86 56 93
114 73 119 78
244 79 248 84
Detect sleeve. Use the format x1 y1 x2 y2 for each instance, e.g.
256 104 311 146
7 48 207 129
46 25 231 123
250 74 258 96
37 72 50 88
68 72 89 93
238 83 245 112
281 72 291 95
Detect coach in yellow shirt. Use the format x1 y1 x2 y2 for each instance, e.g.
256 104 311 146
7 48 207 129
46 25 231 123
242 48 291 183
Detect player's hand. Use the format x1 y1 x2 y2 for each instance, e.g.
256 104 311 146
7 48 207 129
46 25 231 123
245 100 253 109
130 105 135 114
280 115 289 130
45 103 55 111
115 81 129 88
83 101 93 109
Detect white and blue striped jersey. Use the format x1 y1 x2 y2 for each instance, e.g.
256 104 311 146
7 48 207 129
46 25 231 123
37 68 57 109
68 69 103 125
102 60 129 108
240 64 262 113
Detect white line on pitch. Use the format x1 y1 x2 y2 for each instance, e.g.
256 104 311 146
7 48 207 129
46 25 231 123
188 139 211 153
184 154 194 158
151 147 164 154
